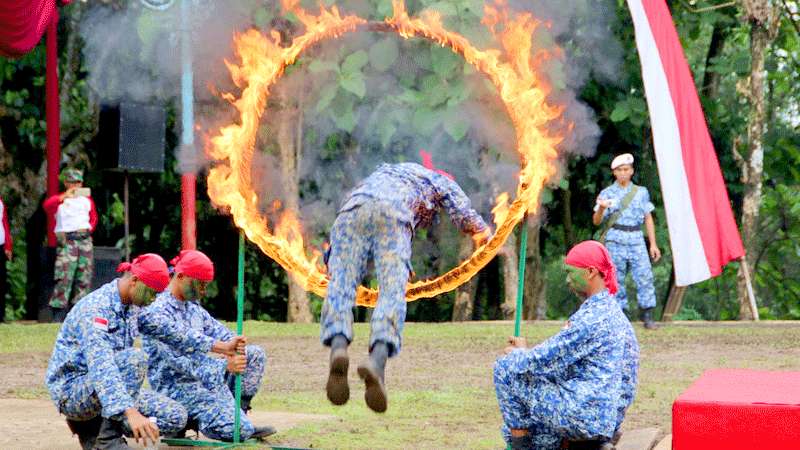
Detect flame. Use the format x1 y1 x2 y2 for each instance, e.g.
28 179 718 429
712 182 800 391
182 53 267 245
206 0 565 307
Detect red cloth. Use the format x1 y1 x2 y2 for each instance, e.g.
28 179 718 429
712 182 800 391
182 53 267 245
116 253 170 292
0 0 70 58
673 369 800 450
0 196 11 253
419 149 455 181
170 250 214 282
564 240 618 295
42 193 98 233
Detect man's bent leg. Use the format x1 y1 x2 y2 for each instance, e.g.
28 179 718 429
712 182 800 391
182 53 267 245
58 373 102 421
179 384 255 441
225 344 267 412
134 389 187 435
113 348 147 398
493 357 534 444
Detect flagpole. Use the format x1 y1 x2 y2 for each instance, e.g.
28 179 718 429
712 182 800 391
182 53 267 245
740 256 759 321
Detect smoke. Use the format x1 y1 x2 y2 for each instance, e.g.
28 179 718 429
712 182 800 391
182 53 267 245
79 0 263 172
79 0 623 250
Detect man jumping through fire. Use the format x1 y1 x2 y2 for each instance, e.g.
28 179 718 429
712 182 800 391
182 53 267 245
322 153 491 413
493 241 639 449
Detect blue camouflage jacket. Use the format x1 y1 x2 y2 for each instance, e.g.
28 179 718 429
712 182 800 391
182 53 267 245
45 280 216 418
595 182 655 245
143 292 234 392
502 290 639 437
339 163 488 234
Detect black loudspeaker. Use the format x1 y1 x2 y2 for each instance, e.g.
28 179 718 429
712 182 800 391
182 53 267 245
92 246 123 290
98 102 166 173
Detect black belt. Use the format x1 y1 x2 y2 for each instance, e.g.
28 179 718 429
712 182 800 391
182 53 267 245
611 224 641 232
64 231 90 240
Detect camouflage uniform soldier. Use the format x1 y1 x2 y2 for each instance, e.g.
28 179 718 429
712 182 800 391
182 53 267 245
141 250 275 441
322 158 491 413
593 154 662 329
43 168 98 322
46 254 247 450
494 241 639 450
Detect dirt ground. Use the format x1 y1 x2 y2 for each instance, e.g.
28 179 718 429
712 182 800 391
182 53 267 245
1 321 799 449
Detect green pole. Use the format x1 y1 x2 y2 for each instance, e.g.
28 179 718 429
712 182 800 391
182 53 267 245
233 232 245 444
514 214 529 337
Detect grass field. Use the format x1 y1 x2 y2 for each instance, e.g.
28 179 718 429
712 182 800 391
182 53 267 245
1 320 799 448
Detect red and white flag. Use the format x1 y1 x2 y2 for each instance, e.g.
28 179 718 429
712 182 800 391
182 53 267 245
626 0 744 286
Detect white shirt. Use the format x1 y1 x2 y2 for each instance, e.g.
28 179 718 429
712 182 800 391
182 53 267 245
54 197 92 233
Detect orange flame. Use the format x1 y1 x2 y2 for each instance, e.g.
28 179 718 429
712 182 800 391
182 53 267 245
206 0 565 307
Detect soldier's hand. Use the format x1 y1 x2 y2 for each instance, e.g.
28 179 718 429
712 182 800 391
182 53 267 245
507 336 528 349
4 249 11 261
226 354 247 374
124 408 159 447
214 336 247 356
649 245 662 262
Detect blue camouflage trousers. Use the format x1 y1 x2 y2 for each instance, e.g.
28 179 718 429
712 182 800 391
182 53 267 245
606 240 656 310
56 348 187 434
493 357 566 450
321 203 412 357
169 344 266 441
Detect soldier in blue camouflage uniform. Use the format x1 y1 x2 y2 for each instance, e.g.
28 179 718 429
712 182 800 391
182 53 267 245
322 161 491 413
494 241 639 450
593 153 662 329
46 254 247 450
141 250 274 442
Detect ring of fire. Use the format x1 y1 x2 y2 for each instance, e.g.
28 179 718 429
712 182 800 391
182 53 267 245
206 0 565 307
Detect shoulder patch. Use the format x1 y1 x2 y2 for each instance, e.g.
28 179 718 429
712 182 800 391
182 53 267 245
93 317 109 331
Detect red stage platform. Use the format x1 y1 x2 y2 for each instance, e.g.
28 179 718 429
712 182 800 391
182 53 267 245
672 369 800 449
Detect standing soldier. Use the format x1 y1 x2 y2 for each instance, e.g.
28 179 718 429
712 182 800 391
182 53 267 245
0 194 11 323
43 168 98 322
592 154 662 329
322 157 491 413
141 250 275 441
46 254 246 450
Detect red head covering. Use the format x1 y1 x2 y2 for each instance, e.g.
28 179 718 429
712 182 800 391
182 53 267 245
419 149 455 181
564 240 618 295
170 250 214 282
116 253 170 292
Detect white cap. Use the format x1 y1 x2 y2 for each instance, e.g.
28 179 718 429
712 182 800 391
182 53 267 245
611 153 634 170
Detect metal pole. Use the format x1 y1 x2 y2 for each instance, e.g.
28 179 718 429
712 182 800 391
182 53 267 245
514 214 529 337
233 232 245 443
124 173 130 262
180 0 197 250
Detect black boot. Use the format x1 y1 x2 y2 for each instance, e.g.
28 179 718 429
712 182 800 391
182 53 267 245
509 434 532 450
66 416 102 450
326 334 350 405
641 307 658 330
93 418 130 450
357 341 389 413
250 425 278 440
240 395 253 414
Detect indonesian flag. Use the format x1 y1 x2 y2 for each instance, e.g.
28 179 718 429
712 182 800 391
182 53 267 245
626 0 744 286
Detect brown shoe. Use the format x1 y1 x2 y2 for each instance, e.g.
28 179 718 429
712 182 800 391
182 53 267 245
357 360 387 413
326 346 350 405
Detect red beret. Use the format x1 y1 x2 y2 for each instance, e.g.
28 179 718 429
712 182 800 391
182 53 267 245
170 250 214 282
116 253 170 292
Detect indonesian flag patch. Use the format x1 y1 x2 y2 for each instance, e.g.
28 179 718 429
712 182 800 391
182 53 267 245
93 317 109 331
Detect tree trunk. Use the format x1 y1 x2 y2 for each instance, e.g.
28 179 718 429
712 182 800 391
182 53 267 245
560 182 575 249
452 235 477 321
523 218 547 320
735 1 778 320
701 23 729 98
498 233 518 320
277 92 312 323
